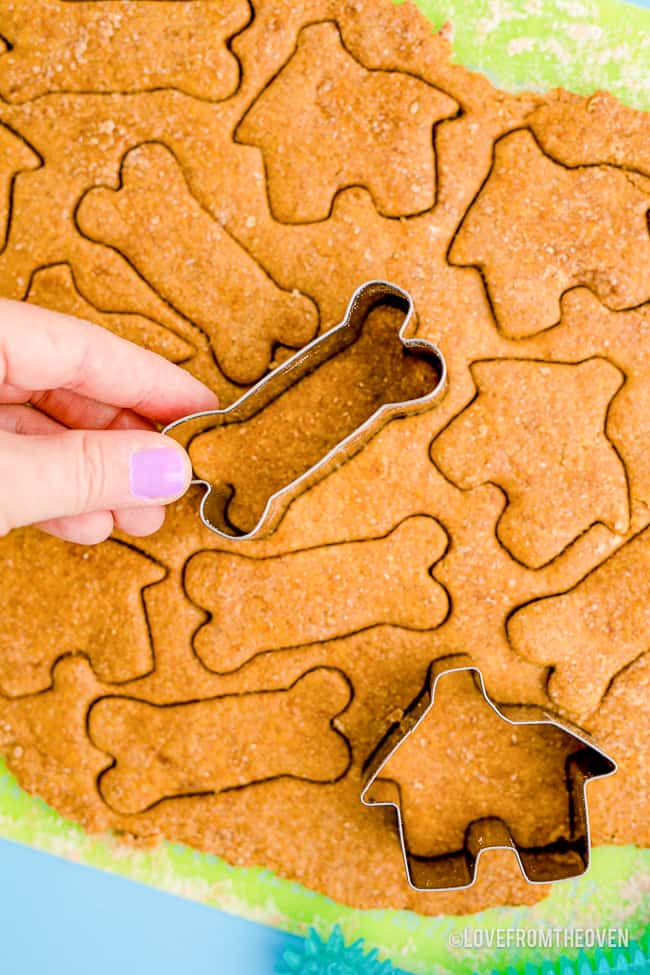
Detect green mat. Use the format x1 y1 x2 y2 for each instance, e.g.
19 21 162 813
1 2 648 972
415 0 649 111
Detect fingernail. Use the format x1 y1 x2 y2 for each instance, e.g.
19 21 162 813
129 447 187 500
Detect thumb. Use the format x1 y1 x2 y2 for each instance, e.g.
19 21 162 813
0 428 192 534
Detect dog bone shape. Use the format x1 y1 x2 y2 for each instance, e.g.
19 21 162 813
89 668 352 815
77 143 318 385
185 516 449 673
165 280 446 540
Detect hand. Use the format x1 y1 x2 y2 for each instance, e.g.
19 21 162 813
0 298 218 544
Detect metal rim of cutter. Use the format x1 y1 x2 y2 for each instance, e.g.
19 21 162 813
163 279 447 541
360 662 617 892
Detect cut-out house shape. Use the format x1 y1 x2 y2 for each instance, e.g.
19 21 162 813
361 658 616 891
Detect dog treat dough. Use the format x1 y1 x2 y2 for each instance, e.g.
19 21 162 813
450 129 650 338
0 530 165 696
431 358 629 568
0 121 40 250
525 288 650 527
90 668 352 815
185 517 449 673
26 262 194 364
508 527 650 721
527 89 650 175
77 142 318 384
0 0 250 102
0 0 648 917
236 21 458 222
366 668 579 855
184 301 440 533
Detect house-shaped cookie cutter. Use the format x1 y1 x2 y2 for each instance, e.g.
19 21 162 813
361 658 617 891
164 279 446 541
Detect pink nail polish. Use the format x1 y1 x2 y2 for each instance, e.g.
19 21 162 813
130 448 186 500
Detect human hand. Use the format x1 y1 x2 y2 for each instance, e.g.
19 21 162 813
0 298 218 544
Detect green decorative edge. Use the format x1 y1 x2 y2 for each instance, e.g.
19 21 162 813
410 0 650 111
0 759 648 974
2 1 649 971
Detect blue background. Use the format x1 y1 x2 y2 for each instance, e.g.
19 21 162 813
0 838 300 974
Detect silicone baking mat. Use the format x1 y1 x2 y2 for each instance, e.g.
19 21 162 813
0 1 648 973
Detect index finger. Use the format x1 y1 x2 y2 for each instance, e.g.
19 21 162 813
0 298 219 424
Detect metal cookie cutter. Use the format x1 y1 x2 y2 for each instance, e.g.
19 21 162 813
164 279 447 540
361 657 617 892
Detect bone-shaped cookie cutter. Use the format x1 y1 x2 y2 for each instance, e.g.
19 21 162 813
361 659 617 892
164 279 446 540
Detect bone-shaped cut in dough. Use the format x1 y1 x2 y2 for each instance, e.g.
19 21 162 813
76 143 318 385
185 516 449 672
166 281 445 539
0 0 249 102
89 668 352 814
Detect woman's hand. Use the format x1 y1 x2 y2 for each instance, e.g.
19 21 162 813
0 298 218 544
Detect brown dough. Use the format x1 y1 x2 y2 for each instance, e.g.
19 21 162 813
236 21 458 221
89 668 352 814
508 526 650 720
365 668 594 856
184 301 440 533
185 517 449 672
0 531 164 696
0 0 647 918
450 129 650 337
26 262 193 364
76 142 318 384
0 0 250 102
0 121 40 251
528 89 650 175
526 288 650 528
431 358 629 568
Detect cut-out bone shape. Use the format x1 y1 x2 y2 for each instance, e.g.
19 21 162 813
89 668 352 815
185 516 449 673
77 143 317 385
0 0 249 102
361 660 616 891
508 525 650 719
165 280 446 540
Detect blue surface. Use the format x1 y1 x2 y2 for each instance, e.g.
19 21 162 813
0 838 300 975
